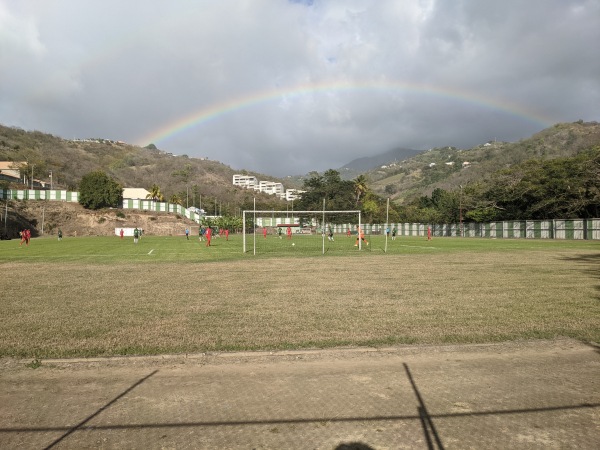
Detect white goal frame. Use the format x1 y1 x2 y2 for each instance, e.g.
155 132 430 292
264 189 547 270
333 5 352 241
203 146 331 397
243 208 362 255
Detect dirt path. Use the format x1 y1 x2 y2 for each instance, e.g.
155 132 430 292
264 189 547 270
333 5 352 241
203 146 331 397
1 338 599 449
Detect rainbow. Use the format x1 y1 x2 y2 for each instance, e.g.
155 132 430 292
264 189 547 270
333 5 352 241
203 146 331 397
136 80 555 146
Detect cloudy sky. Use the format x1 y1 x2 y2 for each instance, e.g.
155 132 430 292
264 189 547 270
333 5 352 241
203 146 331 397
1 0 599 176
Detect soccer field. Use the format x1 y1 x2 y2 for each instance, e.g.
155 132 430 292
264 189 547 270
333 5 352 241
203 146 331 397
1 235 598 358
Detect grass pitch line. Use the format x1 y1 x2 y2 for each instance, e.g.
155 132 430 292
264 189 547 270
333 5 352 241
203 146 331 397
148 249 155 255
399 244 439 250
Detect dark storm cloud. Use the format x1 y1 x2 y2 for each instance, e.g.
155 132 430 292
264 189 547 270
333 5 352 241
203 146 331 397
1 0 598 176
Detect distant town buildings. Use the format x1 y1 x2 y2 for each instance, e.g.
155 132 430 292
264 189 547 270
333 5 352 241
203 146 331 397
232 174 304 201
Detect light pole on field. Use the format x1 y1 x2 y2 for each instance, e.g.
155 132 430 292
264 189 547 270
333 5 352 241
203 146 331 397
459 184 463 237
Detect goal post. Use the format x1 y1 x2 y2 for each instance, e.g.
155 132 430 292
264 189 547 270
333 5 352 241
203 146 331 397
243 209 362 255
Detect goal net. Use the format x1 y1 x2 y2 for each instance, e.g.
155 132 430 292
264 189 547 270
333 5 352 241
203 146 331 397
243 209 363 255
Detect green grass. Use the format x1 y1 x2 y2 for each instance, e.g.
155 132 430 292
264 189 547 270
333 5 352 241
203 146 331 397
1 233 597 262
0 234 599 358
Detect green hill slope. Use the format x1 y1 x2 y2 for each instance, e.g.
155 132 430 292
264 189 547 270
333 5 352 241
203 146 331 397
0 125 287 214
367 121 600 203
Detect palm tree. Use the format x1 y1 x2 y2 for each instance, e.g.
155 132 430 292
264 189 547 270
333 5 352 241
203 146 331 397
146 184 164 202
169 194 183 205
353 175 368 205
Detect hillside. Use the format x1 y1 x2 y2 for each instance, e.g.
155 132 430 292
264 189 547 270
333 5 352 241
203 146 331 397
3 201 198 240
366 121 600 203
339 147 422 174
2 121 599 216
0 125 289 214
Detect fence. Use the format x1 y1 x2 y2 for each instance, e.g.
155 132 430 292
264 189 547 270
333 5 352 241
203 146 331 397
0 189 79 202
385 219 600 240
2 189 599 239
0 189 203 224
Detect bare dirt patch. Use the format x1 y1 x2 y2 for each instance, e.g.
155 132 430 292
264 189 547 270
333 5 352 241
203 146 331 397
1 339 599 449
7 201 196 238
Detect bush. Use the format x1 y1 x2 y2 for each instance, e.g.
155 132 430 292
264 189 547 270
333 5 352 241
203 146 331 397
115 211 126 219
79 171 123 210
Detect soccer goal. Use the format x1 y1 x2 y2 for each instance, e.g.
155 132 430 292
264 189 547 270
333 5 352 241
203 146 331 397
242 209 362 255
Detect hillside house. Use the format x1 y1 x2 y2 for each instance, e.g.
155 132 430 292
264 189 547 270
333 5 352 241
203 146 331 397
123 188 152 199
232 174 258 189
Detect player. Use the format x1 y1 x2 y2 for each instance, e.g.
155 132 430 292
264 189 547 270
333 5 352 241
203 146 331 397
286 226 292 239
354 226 368 247
205 226 212 247
225 228 229 241
327 226 334 241
185 228 189 240
133 227 139 244
58 229 63 241
392 227 397 240
427 226 432 241
120 228 124 239
263 227 267 239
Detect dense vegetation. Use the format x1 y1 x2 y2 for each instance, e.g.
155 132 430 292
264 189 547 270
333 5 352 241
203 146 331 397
398 145 600 223
295 170 399 223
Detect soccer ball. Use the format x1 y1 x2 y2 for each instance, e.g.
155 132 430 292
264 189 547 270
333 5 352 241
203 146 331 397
292 243 295 246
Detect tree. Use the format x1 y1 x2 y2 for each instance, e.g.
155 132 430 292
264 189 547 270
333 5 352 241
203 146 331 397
146 184 164 202
79 171 123 210
295 170 355 219
353 175 368 205
384 184 397 195
169 194 183 205
172 164 193 207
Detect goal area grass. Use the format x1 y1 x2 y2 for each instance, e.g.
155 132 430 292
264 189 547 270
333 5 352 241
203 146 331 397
1 234 598 359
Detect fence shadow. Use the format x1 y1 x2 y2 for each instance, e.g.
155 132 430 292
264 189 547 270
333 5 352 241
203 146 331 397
1 365 598 448
42 369 159 449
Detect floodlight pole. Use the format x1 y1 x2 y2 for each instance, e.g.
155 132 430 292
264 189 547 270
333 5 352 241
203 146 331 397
385 198 389 253
459 184 463 237
322 198 326 255
242 210 246 253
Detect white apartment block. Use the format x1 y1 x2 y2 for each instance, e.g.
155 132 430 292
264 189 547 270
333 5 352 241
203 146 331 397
257 180 284 197
232 174 303 201
285 189 305 201
232 174 258 188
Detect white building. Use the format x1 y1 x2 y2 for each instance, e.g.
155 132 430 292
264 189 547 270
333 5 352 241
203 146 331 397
257 180 284 197
0 161 25 180
232 174 258 189
123 188 151 199
285 189 305 201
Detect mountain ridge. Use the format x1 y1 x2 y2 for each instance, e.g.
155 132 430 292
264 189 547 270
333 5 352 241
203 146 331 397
2 121 599 210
